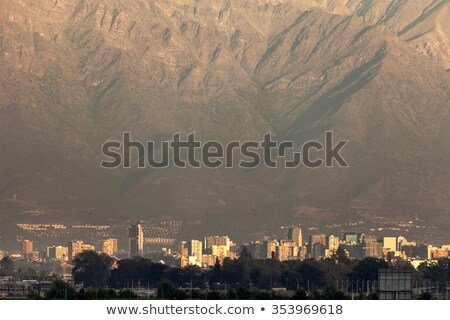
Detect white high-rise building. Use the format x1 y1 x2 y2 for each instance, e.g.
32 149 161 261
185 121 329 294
288 226 303 246
129 222 144 257
327 235 340 251
189 240 203 266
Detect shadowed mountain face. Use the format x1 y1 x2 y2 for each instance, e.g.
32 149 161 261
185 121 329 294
0 0 449 241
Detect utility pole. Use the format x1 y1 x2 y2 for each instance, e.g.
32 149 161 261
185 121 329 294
446 282 448 300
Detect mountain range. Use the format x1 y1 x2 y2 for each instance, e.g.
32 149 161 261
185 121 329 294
0 0 449 243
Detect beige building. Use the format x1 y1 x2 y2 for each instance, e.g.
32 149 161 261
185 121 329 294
101 239 118 257
68 240 84 261
327 235 340 251
204 236 230 251
383 237 398 252
47 246 69 262
21 240 33 257
277 240 299 261
211 245 228 257
191 240 203 259
68 240 95 260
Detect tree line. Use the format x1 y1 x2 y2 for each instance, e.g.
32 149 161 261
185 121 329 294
2 250 449 300
68 249 449 297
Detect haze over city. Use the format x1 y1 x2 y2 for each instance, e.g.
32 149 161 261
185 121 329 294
0 0 449 302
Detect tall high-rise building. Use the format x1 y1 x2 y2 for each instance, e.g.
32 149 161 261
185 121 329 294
341 243 364 259
246 241 263 259
310 242 325 260
21 240 33 257
47 246 69 262
308 234 327 259
344 233 360 244
327 235 340 251
288 226 303 246
211 245 228 257
310 234 327 246
383 237 398 252
204 236 230 252
180 241 189 257
101 239 118 257
183 240 203 266
81 244 95 252
298 245 307 261
190 240 203 262
264 239 279 259
67 240 95 260
68 240 84 261
246 239 280 260
277 240 299 261
129 222 144 257
365 241 383 258
179 241 189 268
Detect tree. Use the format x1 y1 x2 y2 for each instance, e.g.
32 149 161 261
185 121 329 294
210 257 222 283
45 280 76 300
79 288 118 300
418 258 449 292
335 247 349 264
239 246 252 259
118 289 137 299
109 257 171 288
279 270 302 290
72 251 114 287
349 257 388 281
320 286 349 300
292 288 308 300
157 280 187 299
0 256 14 276
418 292 434 300
297 260 325 287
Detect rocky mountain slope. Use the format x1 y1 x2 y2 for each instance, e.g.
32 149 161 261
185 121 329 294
0 0 449 241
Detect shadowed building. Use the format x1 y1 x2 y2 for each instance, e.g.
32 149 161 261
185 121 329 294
21 240 33 258
308 234 327 259
68 240 84 261
129 222 144 257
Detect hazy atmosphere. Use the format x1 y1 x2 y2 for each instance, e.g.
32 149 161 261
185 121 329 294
1 0 449 249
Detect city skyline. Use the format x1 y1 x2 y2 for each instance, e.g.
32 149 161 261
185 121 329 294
2 221 449 301
2 222 448 267
1 0 450 250
0 0 449 305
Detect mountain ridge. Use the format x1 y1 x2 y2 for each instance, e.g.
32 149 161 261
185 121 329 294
0 0 449 243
